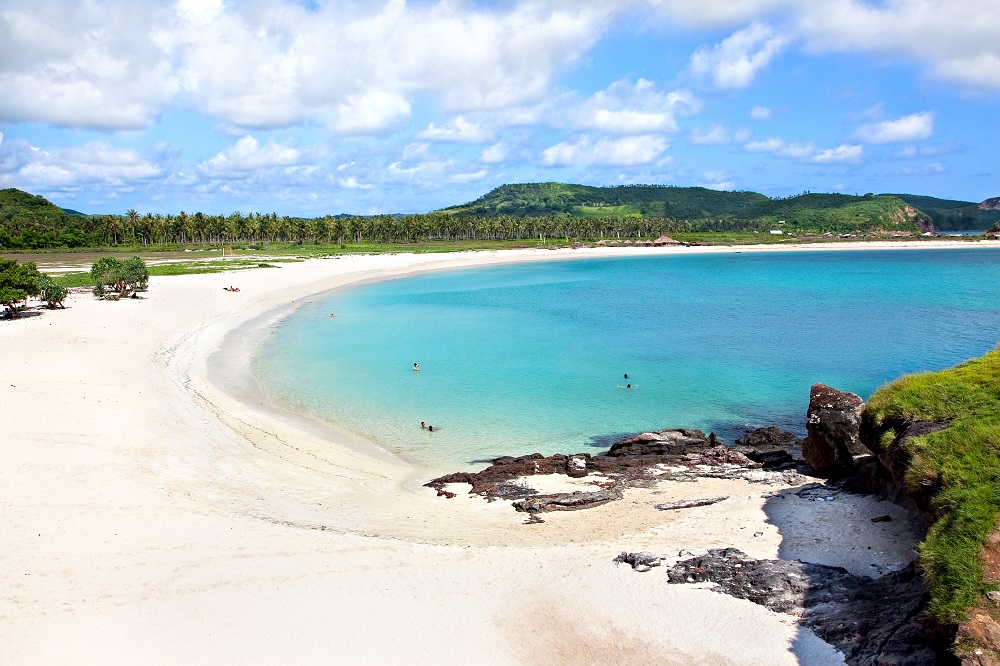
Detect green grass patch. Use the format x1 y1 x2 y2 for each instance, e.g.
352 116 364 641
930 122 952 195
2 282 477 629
48 272 95 288
865 349 1000 622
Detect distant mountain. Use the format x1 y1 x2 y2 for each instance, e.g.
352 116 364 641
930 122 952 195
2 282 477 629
980 197 1000 211
888 193 1000 231
441 183 930 234
59 207 87 216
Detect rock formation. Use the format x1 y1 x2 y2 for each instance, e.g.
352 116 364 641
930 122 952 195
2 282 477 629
803 383 868 476
425 428 805 510
662 548 952 665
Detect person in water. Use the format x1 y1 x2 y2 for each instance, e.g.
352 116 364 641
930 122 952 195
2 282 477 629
413 362 419 372
428 425 434 432
421 421 426 430
624 373 628 379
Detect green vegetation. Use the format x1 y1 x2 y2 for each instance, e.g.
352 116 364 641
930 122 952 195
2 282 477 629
90 256 149 299
0 258 43 317
37 274 68 309
0 184 952 254
865 349 1000 622
891 194 1000 231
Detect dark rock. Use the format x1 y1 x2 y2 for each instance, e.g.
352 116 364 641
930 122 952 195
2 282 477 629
803 384 866 477
655 496 728 511
425 428 802 511
663 548 954 666
613 551 662 572
858 416 948 513
511 486 622 512
605 428 712 457
735 426 798 448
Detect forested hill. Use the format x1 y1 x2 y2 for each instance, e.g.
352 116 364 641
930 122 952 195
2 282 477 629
441 183 932 231
439 183 768 218
0 188 77 225
889 194 1000 231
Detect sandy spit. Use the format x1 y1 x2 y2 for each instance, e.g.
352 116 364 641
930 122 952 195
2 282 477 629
3 242 979 665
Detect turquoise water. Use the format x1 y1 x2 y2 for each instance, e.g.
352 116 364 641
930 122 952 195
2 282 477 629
254 249 1000 470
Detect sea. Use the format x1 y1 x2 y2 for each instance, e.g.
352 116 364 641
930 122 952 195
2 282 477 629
253 248 1000 470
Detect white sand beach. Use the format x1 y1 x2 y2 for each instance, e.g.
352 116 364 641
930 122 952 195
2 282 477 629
2 242 988 665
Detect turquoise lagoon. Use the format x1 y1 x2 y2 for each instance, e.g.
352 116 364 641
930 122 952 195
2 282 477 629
253 249 1000 470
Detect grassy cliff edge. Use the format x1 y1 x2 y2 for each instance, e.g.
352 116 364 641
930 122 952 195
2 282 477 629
864 348 1000 632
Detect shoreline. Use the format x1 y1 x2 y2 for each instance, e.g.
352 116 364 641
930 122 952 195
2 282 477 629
215 239 1000 482
0 242 983 664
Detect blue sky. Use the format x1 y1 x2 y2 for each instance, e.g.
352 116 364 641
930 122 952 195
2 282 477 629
0 0 997 216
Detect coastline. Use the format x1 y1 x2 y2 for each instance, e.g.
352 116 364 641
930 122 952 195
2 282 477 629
2 242 991 664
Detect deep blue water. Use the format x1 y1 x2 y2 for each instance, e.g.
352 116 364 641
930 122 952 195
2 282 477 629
253 249 1000 470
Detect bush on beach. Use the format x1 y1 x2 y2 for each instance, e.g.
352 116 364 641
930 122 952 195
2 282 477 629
0 258 42 318
91 256 149 299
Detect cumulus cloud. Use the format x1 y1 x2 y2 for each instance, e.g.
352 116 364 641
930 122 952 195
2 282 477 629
0 138 162 189
418 117 493 143
541 135 668 167
854 112 934 144
479 142 508 163
199 136 302 177
332 91 412 134
689 124 731 144
169 0 615 128
744 136 863 164
570 79 699 133
0 1 177 129
749 105 772 120
688 23 789 89
794 0 1000 90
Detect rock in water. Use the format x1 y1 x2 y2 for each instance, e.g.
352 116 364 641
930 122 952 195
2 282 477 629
803 383 867 477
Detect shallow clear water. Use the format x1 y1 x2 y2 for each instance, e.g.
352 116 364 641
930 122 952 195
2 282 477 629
254 249 1000 470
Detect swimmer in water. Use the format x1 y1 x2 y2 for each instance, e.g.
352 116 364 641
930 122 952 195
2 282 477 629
617 383 635 390
428 425 434 432
624 373 628 379
421 421 426 430
413 362 419 372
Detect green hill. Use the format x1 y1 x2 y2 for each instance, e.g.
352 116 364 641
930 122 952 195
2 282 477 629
440 182 768 218
441 183 930 234
0 189 96 249
887 194 1000 231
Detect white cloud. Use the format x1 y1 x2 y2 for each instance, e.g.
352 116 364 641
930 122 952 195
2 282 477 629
743 136 863 163
890 162 948 176
449 169 489 183
854 112 934 144
339 176 373 190
749 105 772 120
0 1 177 129
332 91 412 133
794 0 1000 90
570 79 699 133
809 144 864 164
418 117 492 143
689 124 730 144
0 139 162 189
199 136 302 177
541 135 669 167
479 143 508 163
688 23 789 89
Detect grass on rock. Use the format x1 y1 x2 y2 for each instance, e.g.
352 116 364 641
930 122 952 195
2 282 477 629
865 348 1000 622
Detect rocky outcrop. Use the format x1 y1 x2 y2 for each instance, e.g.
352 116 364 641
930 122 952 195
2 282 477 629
980 197 1000 211
512 486 623 513
425 428 804 508
662 548 953 666
803 384 867 477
